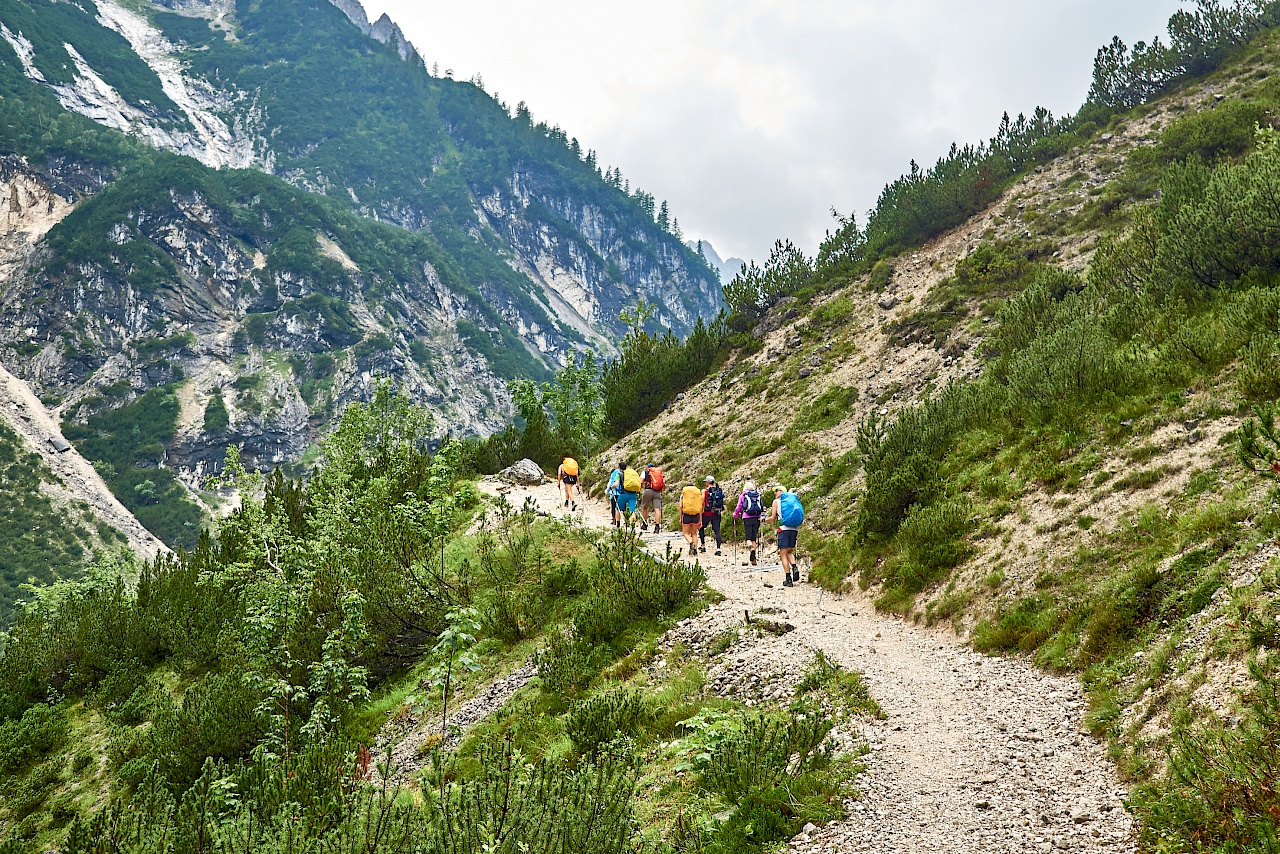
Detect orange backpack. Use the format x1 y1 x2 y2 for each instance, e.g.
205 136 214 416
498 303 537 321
562 458 579 477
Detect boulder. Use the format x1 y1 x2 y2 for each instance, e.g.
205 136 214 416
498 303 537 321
499 458 544 486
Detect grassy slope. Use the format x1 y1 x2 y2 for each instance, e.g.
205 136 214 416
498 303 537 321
611 23 1280 832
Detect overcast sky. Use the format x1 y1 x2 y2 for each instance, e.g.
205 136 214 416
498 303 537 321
363 0 1181 264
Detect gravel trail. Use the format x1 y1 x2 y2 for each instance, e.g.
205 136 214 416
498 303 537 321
480 477 1137 853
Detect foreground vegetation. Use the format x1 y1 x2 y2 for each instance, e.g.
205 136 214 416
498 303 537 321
0 387 877 852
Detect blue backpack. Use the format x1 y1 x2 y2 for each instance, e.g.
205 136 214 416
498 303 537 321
779 492 805 528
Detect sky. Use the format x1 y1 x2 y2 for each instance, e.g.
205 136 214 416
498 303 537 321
362 0 1183 264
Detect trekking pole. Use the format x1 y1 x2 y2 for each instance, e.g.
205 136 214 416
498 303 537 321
733 517 739 567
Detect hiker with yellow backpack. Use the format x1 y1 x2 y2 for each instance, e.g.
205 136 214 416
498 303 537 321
680 481 704 557
557 457 581 511
617 462 643 516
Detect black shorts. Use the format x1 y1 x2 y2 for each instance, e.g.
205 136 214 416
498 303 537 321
561 474 578 486
682 513 701 526
743 517 761 541
777 529 798 550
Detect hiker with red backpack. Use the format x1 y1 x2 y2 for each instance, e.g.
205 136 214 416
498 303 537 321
557 457 580 511
699 476 725 556
764 486 805 586
640 464 666 532
733 480 765 566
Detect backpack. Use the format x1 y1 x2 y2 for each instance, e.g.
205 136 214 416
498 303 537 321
681 486 704 515
646 467 665 492
705 485 725 513
779 492 805 528
607 469 622 495
623 468 642 493
563 458 579 477
742 490 763 518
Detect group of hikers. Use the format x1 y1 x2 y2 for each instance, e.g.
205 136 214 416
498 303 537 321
557 459 806 587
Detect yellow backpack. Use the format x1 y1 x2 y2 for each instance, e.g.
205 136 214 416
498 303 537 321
623 468 642 493
681 486 704 515
563 458 579 477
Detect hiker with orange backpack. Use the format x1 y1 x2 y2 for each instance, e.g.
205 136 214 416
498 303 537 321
640 464 666 532
699 476 725 556
557 457 581 511
679 482 704 557
764 486 805 586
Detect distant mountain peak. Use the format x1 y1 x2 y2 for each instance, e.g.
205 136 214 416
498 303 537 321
687 238 744 284
329 0 421 66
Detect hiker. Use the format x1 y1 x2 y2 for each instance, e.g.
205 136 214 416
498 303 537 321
617 462 643 518
640 463 666 532
764 486 805 586
699 475 725 556
680 481 704 557
733 480 765 566
557 457 580 510
606 461 625 528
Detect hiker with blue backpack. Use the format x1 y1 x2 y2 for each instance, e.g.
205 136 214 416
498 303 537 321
765 486 805 586
733 480 765 566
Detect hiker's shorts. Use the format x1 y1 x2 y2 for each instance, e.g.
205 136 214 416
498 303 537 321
561 474 578 486
682 513 701 526
617 491 638 513
641 488 663 510
743 517 761 542
777 529 799 550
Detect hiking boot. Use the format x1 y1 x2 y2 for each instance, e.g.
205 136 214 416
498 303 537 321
750 550 757 564
783 576 794 587
564 499 569 508
714 549 721 556
699 546 706 554
689 545 697 556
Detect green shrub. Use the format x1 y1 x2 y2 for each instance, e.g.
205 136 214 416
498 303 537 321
1131 664 1280 852
0 704 69 774
591 529 704 620
202 390 230 435
792 386 859 434
1159 101 1266 164
533 629 603 698
868 259 893 291
897 497 972 573
566 689 647 756
1237 334 1280 403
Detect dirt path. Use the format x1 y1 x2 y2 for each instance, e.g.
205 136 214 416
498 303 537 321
481 477 1136 854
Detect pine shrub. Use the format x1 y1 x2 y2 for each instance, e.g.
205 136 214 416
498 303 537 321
566 689 647 756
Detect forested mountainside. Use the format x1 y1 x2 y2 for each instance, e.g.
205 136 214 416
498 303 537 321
0 0 720 550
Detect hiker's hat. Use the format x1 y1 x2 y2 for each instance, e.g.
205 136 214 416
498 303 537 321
705 475 716 483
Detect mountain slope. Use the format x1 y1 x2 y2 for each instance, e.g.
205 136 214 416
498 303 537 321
609 16 1280 850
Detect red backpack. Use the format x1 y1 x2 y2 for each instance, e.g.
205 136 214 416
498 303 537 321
646 467 665 491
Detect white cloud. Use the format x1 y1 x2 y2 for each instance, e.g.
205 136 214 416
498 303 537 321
361 0 1182 262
